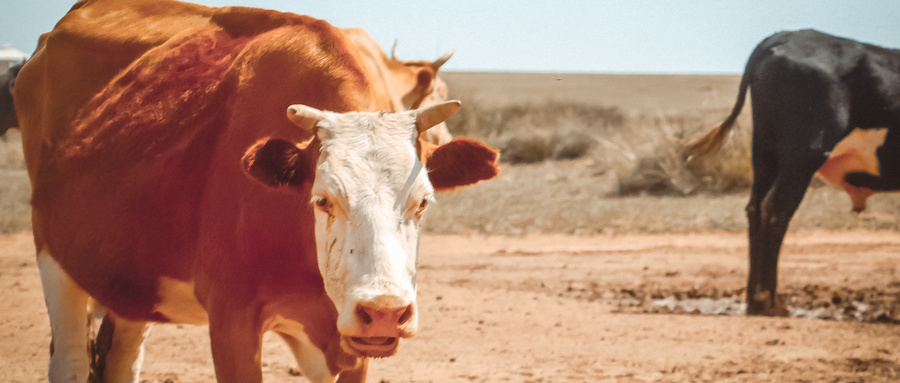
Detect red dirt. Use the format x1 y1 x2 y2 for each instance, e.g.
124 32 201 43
2 230 900 382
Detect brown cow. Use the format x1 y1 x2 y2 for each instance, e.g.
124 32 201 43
14 0 499 382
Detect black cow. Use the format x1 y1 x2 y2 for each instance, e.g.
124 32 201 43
684 29 900 316
1 62 23 135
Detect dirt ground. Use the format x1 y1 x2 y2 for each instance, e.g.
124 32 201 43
3 230 900 383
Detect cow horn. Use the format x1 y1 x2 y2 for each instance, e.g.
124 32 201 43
391 39 400 61
416 100 460 133
286 104 326 132
431 47 454 71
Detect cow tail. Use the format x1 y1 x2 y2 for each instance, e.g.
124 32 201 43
680 40 769 160
681 74 749 159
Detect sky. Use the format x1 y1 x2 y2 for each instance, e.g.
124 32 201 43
3 1 900 74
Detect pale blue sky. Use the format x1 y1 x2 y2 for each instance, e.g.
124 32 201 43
3 1 899 74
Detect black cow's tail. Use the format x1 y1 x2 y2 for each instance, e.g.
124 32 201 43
680 39 773 159
681 73 750 159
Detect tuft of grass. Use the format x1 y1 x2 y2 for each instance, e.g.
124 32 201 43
500 134 550 164
610 112 753 196
447 98 622 165
0 130 32 234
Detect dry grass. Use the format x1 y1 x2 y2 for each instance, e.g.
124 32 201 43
443 72 753 196
450 99 623 164
0 130 31 234
427 72 900 235
423 160 900 236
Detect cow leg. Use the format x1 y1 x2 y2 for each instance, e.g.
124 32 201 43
746 112 846 316
748 151 836 315
746 178 796 316
91 313 151 383
275 330 339 383
336 359 368 383
745 139 779 315
207 307 265 383
37 252 92 383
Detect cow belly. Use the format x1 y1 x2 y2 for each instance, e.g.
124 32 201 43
40 249 207 324
154 277 209 325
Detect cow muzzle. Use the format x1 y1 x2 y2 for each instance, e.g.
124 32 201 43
340 298 417 358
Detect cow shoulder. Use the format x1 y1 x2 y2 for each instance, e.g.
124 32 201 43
63 29 246 160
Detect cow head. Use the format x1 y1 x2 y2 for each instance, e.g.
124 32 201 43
243 100 498 358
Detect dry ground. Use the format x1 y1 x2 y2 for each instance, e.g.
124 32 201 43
3 231 900 382
3 73 899 382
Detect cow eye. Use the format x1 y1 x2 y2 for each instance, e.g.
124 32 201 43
415 198 431 217
312 196 333 215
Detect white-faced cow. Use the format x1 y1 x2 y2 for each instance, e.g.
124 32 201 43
12 0 499 382
684 29 900 316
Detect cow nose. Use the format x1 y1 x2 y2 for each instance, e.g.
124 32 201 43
355 303 414 327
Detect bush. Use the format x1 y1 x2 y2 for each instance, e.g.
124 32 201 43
0 130 31 234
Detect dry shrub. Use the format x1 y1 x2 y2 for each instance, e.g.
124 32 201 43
682 120 753 191
550 132 593 160
447 96 621 164
612 113 753 196
446 87 752 195
0 130 25 170
0 130 32 234
449 99 624 140
501 134 550 164
0 170 31 234
426 73 900 236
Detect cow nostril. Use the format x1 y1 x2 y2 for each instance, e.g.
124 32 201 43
356 303 414 327
398 305 413 325
356 305 373 324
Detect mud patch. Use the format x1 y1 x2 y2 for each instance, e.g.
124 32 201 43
564 282 900 323
841 357 900 378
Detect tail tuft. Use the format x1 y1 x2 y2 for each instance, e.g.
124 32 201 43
678 122 730 160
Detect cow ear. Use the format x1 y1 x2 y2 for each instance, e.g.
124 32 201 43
415 69 433 95
425 138 500 191
242 138 311 187
402 68 435 109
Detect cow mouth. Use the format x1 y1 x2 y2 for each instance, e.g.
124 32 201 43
343 336 400 358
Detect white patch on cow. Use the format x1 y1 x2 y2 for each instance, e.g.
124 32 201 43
37 252 91 383
307 110 429 339
102 317 151 383
154 277 208 324
268 316 336 383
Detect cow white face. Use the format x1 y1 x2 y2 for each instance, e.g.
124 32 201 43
242 100 499 359
288 102 459 358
